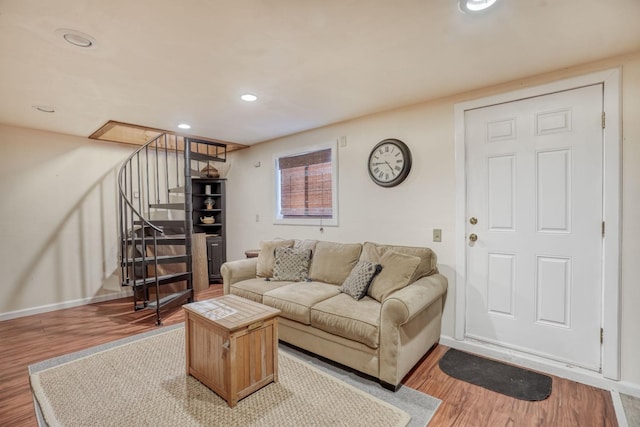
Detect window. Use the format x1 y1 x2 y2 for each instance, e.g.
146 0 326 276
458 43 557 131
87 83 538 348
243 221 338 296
275 142 338 226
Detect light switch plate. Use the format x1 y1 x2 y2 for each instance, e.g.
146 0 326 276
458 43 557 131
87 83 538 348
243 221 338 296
433 228 442 242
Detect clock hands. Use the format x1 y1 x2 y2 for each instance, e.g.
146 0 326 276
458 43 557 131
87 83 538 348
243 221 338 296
384 161 396 176
372 161 397 177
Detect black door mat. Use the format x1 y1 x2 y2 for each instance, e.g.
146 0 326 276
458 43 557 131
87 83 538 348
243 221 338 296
439 348 552 401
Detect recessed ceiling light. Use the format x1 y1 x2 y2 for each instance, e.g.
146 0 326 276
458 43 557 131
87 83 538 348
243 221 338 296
178 123 191 129
241 93 258 102
32 105 55 113
55 28 96 48
458 0 498 13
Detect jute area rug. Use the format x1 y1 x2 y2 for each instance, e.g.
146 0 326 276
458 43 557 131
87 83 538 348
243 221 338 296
30 325 434 427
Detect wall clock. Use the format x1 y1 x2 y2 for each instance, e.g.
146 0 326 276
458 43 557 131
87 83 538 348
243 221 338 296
367 138 412 187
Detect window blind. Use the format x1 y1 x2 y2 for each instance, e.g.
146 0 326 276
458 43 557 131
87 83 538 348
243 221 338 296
278 149 332 218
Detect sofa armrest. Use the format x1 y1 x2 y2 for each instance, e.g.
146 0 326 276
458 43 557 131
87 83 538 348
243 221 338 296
379 273 448 387
381 274 448 326
220 258 258 294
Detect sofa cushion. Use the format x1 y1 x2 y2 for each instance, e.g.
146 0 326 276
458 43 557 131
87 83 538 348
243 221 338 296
361 241 437 283
263 282 340 325
309 241 362 285
230 278 295 303
311 293 381 349
272 247 312 281
294 239 318 254
256 239 295 278
339 260 382 300
367 250 421 302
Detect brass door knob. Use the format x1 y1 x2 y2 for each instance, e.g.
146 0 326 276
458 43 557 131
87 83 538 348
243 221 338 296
470 217 478 225
469 233 478 242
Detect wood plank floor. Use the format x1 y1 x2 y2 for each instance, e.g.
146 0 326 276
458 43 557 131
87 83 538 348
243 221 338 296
0 284 617 426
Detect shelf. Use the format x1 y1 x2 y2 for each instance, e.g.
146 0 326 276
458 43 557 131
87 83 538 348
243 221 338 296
195 209 222 212
197 223 222 227
194 193 222 197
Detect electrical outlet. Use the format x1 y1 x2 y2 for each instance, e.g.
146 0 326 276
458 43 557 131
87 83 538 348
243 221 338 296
433 228 442 242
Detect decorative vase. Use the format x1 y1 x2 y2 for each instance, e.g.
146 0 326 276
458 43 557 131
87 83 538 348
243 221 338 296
204 198 215 210
201 164 220 178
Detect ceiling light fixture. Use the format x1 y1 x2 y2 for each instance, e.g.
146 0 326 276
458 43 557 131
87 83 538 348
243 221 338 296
458 0 498 13
178 123 191 129
32 105 55 113
55 28 96 48
241 93 258 102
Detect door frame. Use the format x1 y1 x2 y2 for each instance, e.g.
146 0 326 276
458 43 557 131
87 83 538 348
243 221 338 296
453 68 621 380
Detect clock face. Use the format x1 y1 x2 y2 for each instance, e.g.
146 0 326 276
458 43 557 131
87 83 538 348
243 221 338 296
368 139 412 187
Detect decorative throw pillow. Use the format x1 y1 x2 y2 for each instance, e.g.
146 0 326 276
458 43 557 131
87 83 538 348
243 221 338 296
339 260 383 300
256 239 295 278
272 247 312 281
367 250 421 302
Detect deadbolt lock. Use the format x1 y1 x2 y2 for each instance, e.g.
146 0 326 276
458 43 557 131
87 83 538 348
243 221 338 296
470 217 478 225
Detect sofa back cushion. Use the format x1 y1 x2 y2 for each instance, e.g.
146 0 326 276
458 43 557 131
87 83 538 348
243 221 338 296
309 241 362 285
294 239 318 254
256 239 295 277
367 250 421 302
360 241 437 283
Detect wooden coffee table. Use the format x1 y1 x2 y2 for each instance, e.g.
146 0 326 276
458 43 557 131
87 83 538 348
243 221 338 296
183 294 281 407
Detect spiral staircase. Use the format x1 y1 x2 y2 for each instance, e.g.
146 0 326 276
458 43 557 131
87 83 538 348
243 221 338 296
118 134 226 325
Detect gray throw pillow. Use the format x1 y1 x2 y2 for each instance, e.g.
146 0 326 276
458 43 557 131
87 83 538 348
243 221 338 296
272 247 312 281
339 260 383 300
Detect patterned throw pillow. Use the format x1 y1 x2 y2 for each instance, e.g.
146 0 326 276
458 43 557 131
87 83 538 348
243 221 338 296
272 247 312 281
339 260 383 300
256 239 295 278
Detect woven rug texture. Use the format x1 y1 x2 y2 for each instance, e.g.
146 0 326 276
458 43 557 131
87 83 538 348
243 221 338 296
30 327 410 427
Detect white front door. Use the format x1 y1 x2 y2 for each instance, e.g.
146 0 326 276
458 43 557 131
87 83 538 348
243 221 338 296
465 84 604 371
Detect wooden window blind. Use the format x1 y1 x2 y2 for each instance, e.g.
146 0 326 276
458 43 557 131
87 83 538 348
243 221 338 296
278 148 333 218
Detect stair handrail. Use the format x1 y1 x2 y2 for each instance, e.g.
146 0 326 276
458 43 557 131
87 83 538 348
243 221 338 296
117 133 166 233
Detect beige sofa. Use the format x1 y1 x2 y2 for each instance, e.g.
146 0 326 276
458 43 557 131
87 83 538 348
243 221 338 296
220 239 447 389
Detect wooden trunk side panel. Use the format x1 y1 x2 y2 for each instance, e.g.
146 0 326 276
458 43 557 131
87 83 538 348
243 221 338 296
187 315 228 398
234 321 276 394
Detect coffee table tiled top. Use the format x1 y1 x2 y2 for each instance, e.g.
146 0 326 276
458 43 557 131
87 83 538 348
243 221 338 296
184 294 280 330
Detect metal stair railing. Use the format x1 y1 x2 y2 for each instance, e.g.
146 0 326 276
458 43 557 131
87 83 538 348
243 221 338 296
117 133 193 325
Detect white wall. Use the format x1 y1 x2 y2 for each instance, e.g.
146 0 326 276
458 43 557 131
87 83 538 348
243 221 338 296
0 125 135 318
225 52 640 387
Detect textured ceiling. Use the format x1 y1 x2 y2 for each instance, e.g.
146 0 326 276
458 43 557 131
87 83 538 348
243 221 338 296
0 0 639 145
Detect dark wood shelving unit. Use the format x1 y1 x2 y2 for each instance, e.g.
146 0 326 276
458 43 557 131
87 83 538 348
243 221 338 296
191 178 226 282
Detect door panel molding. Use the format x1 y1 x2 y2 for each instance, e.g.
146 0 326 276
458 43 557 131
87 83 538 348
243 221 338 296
454 68 621 380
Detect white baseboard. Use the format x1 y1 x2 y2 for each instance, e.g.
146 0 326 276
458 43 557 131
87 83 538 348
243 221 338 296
0 290 133 322
439 335 640 398
611 390 630 427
